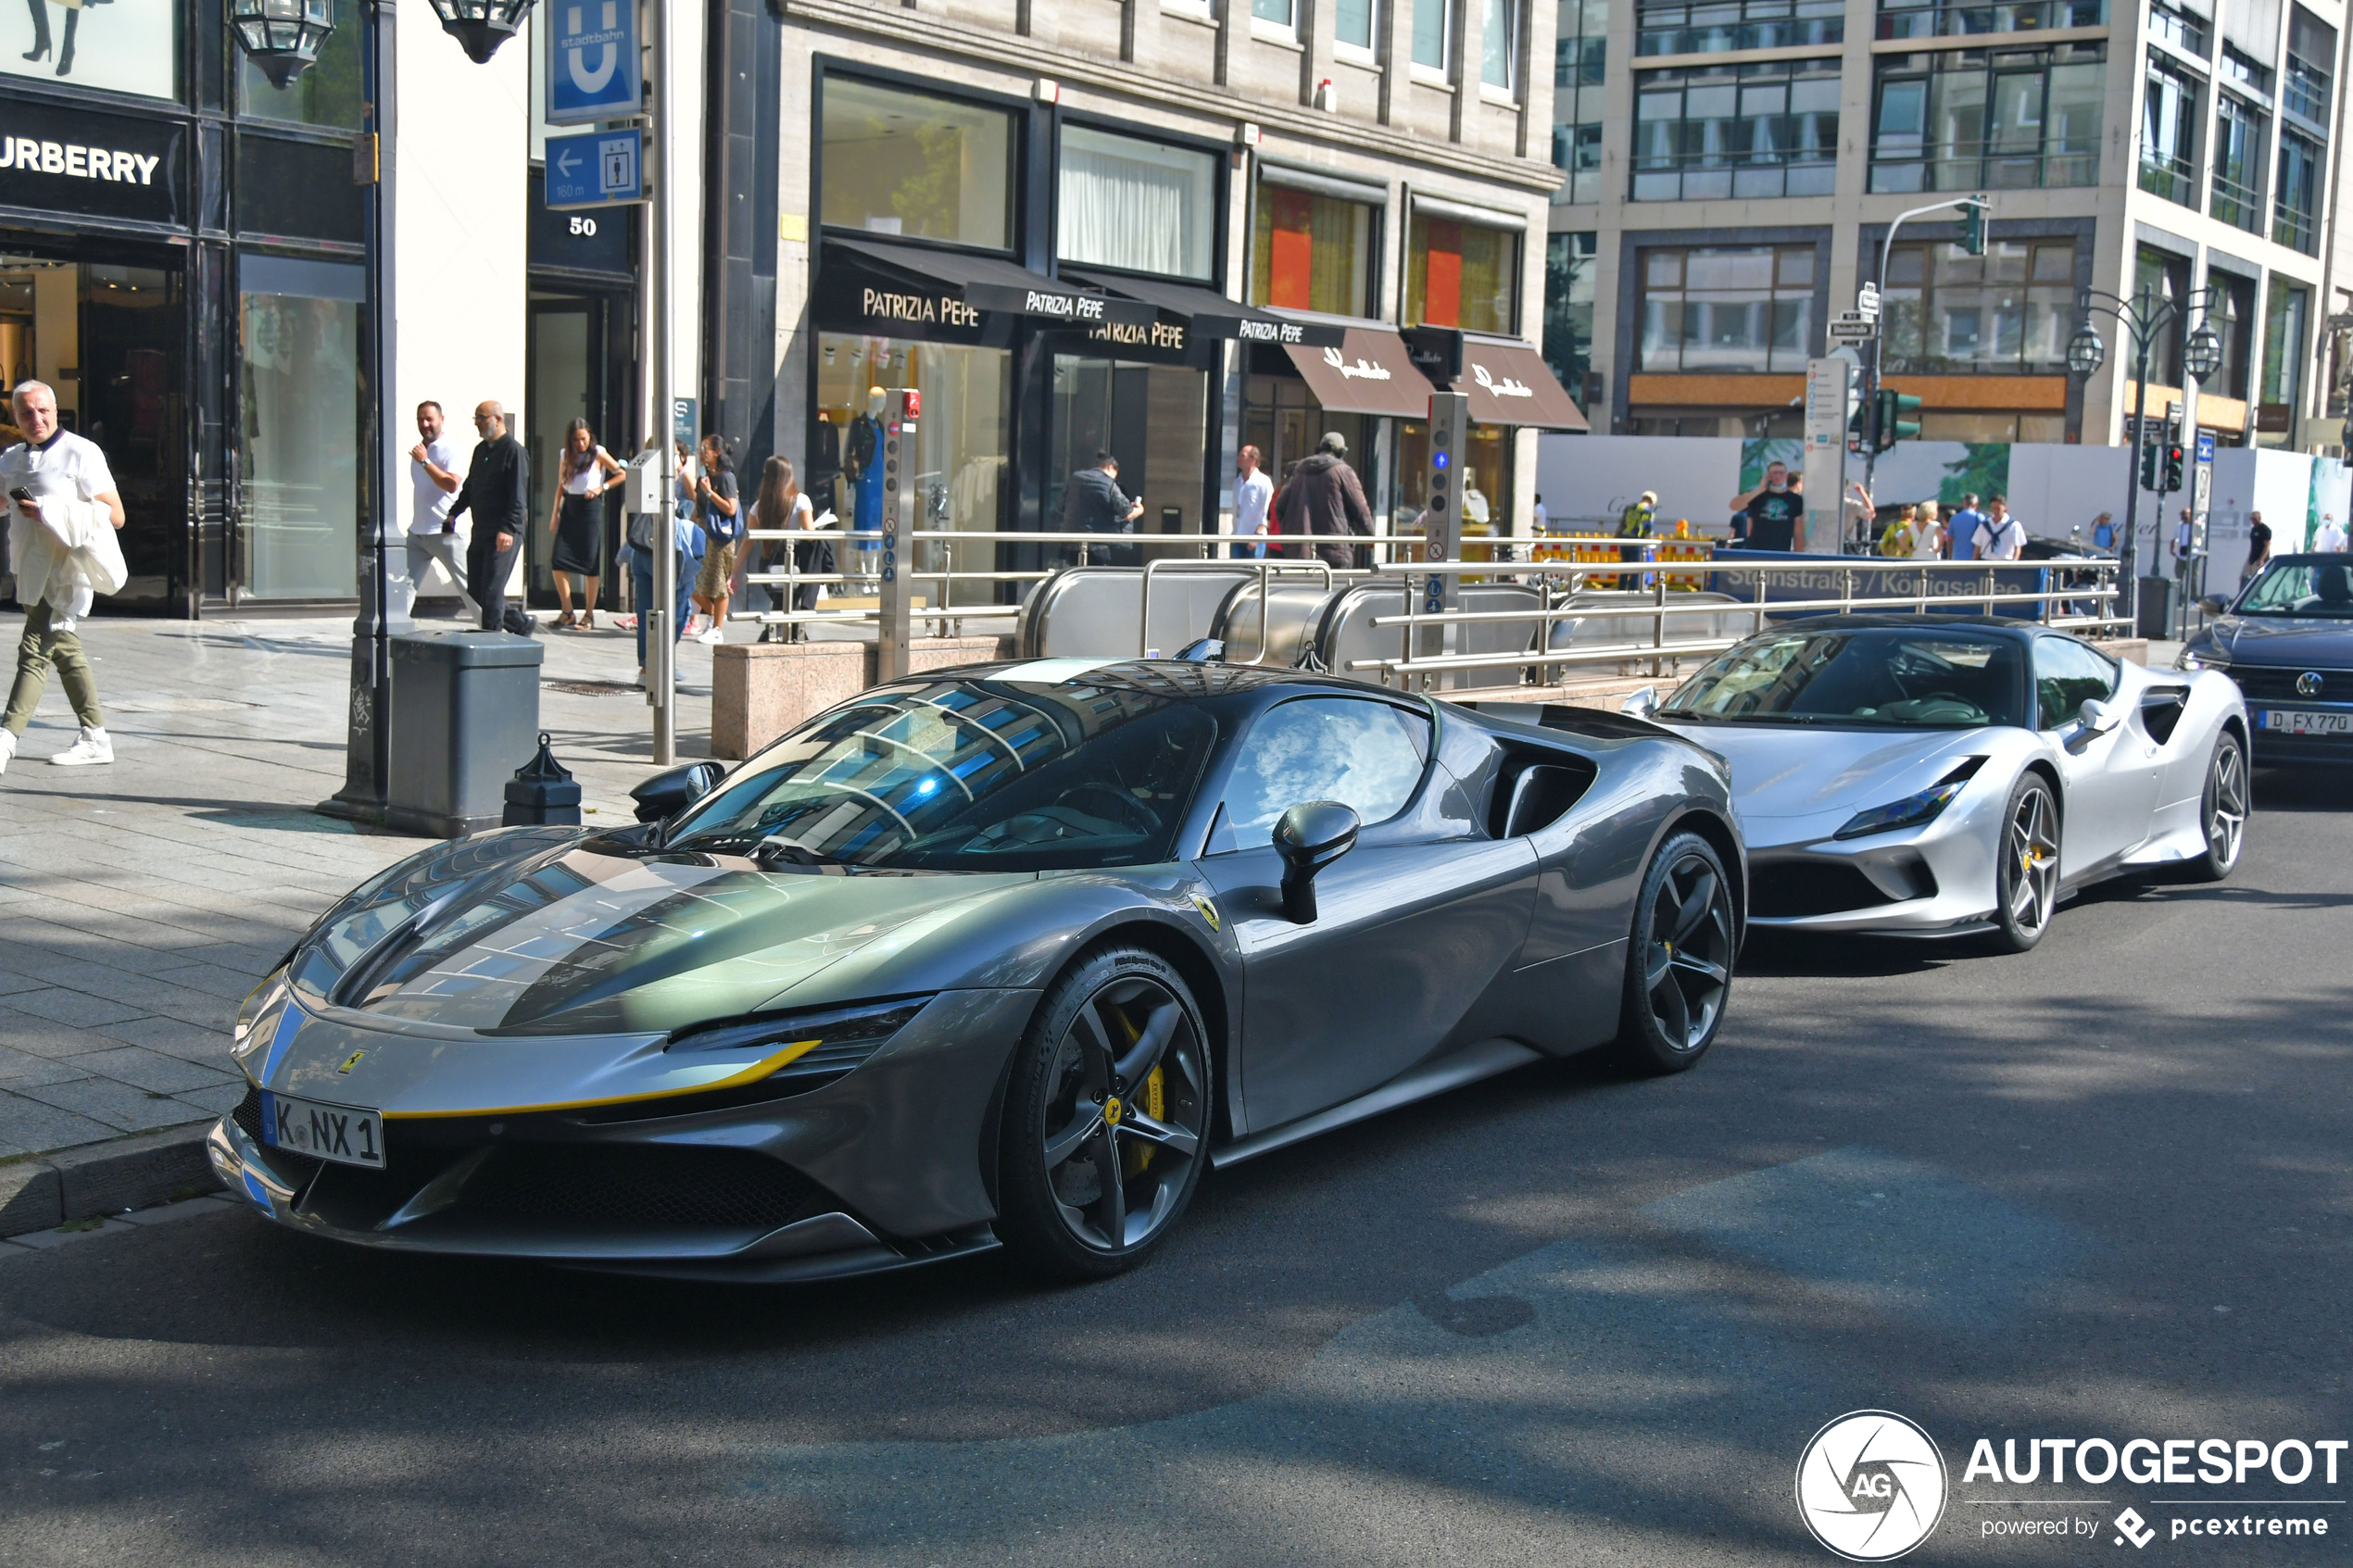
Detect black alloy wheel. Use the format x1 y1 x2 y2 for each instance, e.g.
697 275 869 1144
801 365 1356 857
1989 772 2061 953
2186 729 2247 882
1612 831 1736 1075
995 945 1211 1279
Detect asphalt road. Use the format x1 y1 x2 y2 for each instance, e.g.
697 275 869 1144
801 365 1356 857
3 770 2347 1567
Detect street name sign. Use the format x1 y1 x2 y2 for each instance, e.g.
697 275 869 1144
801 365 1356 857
545 128 643 209
547 0 641 123
1827 312 1877 343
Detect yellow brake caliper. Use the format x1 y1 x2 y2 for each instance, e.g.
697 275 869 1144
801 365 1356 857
1114 1009 1164 1176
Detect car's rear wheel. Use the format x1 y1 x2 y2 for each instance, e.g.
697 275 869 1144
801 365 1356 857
1611 831 1735 1075
1989 773 2060 953
995 945 1211 1280
2184 729 2247 883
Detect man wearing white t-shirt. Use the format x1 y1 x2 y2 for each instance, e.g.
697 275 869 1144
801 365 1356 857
401 400 477 621
2315 514 2348 553
1973 495 2028 560
0 380 123 773
1230 445 1273 560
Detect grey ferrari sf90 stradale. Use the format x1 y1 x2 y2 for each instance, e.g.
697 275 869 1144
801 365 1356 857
212 660 1743 1283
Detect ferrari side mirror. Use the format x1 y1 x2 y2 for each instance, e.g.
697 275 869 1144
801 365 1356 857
1272 800 1360 924
2197 595 2228 616
631 760 725 824
2077 697 2123 735
1620 686 1658 718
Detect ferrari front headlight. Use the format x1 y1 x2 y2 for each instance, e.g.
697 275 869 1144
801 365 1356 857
1834 781 1969 841
662 997 934 1098
232 970 290 1060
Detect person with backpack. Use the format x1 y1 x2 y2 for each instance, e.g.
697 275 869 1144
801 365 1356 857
689 433 741 645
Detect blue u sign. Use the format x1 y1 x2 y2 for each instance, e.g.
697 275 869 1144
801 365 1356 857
546 0 641 124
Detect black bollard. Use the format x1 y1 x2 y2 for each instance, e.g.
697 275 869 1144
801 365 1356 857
502 732 583 827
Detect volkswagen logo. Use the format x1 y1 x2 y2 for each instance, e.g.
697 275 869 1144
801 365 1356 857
1796 1411 1948 1561
2297 671 2324 697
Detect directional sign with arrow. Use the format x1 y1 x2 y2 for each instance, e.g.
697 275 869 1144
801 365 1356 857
545 128 643 209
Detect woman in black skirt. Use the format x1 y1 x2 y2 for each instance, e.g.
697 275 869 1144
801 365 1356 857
547 418 624 629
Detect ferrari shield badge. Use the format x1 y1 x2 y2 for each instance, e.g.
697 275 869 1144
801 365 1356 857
337 1050 367 1075
1189 893 1220 932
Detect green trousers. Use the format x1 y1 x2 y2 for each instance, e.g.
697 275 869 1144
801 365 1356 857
5 600 103 737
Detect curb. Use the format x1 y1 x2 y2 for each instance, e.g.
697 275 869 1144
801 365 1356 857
0 1123 221 1239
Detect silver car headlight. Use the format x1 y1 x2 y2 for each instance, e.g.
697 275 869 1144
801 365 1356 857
232 970 290 1060
1833 758 1986 842
2176 647 2222 671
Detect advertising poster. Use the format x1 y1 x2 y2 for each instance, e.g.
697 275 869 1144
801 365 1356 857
0 0 175 99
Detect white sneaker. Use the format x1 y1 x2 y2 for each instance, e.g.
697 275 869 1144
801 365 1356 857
696 626 725 646
0 729 14 775
50 725 112 766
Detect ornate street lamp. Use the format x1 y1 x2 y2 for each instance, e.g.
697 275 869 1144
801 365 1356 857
229 0 337 88
426 0 539 63
2067 323 2106 378
2184 322 2224 382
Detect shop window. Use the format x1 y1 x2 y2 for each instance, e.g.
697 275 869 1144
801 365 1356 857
1407 214 1518 334
1 0 181 100
1049 357 1208 548
1640 0 1842 56
2259 282 2309 447
1483 0 1518 88
1413 0 1449 69
1875 0 2104 39
236 133 367 245
1250 183 1375 318
1637 245 1816 374
1542 232 1596 408
820 77 1013 251
813 333 1010 607
1880 239 2074 374
1553 0 1607 204
2209 94 2264 232
1870 44 2103 194
239 256 364 600
1058 126 1216 282
1395 417 1509 543
237 0 363 128
1633 57 1841 201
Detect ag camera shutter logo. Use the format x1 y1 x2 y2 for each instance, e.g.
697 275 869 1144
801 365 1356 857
1797 1411 1948 1561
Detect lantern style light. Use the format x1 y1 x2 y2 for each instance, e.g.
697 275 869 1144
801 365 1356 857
2067 323 2105 377
2184 323 2224 382
230 0 337 88
427 0 538 63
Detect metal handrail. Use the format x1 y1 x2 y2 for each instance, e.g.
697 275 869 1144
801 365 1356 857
1139 558 1333 659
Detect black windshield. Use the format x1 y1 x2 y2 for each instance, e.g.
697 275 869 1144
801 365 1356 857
2237 560 2353 618
663 680 1216 871
1660 628 2027 729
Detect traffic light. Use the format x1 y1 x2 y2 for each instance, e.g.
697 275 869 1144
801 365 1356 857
2162 440 2185 494
1873 388 1922 453
2140 439 2162 491
1956 198 1986 257
1850 393 1875 454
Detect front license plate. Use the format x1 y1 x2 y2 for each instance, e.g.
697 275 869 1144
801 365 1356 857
2260 709 2353 735
258 1091 385 1170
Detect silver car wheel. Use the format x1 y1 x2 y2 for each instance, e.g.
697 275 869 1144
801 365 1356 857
2007 785 2060 935
1642 848 1734 1053
1040 973 1206 1254
2205 736 2247 872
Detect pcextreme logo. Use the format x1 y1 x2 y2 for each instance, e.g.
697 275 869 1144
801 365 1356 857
1798 1411 1950 1562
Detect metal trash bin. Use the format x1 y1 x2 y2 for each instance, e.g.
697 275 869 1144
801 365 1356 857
2135 576 2174 640
386 631 544 837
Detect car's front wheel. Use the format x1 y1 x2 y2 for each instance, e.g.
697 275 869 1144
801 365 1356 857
2183 728 2247 883
1611 830 1736 1075
995 944 1211 1280
1989 773 2061 953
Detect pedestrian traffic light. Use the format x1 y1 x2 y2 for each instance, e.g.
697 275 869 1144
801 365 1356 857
1956 197 1987 257
1849 392 1875 454
2139 439 2161 491
1873 389 1922 453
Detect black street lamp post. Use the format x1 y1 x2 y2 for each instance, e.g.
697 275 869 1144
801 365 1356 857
233 0 535 828
2067 284 2222 628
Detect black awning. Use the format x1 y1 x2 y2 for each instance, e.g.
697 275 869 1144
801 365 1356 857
829 237 1156 327
1061 271 1347 346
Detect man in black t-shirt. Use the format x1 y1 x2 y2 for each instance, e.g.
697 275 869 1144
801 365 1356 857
1730 461 1806 552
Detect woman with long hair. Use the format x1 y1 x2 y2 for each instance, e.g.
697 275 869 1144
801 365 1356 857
749 455 825 643
689 433 741 644
547 418 623 629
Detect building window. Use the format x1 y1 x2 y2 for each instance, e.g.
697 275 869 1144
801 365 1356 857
1633 58 1840 201
2259 282 2309 445
1251 182 1377 318
2219 43 2271 94
1637 245 1815 373
1058 126 1217 281
1484 0 1518 88
1254 0 1296 29
2209 94 2264 233
1542 232 1597 405
2274 132 2321 255
239 256 366 600
1641 0 1842 56
1880 239 2074 374
1407 214 1519 332
1414 0 1449 67
2133 245 2190 385
1877 0 2105 39
1552 0 1607 205
1869 44 2104 193
2285 7 2334 125
2147 0 2208 56
2208 273 2254 400
819 77 1014 250
1337 0 1379 50
238 0 363 127
2140 56 2199 206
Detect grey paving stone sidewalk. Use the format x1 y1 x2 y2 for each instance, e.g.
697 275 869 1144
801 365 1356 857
0 608 724 1160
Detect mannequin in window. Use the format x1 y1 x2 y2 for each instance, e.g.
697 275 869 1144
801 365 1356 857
847 387 887 583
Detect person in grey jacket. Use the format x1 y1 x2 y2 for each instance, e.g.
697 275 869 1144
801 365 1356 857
1274 433 1374 571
